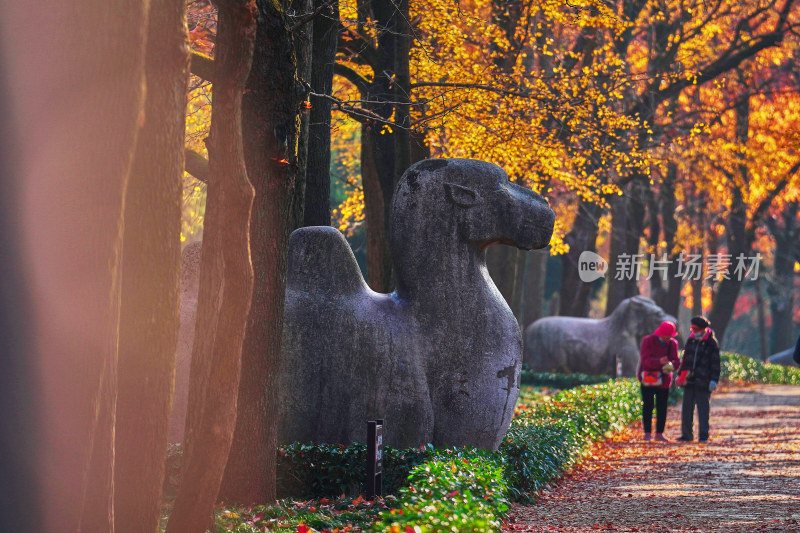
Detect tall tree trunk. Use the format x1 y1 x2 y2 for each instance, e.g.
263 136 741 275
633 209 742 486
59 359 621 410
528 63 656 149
290 0 312 229
560 201 602 317
606 193 629 315
368 0 397 232
0 40 39 533
487 246 518 307
660 163 682 318
511 249 528 322
755 277 768 361
166 1 257 530
304 0 339 227
393 0 411 184
606 178 646 315
768 201 798 353
709 96 751 345
523 250 548 327
2 1 148 531
362 124 392 291
115 1 189 531
220 0 304 505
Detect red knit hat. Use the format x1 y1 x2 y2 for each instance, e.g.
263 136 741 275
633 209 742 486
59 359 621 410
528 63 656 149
654 321 677 337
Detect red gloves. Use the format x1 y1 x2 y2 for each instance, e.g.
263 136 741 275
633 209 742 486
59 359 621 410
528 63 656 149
676 370 689 387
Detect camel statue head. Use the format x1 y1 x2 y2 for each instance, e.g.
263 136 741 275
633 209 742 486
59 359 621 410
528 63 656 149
391 159 555 264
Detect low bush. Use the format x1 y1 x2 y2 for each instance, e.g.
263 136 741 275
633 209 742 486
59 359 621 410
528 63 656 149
373 454 509 532
721 352 800 385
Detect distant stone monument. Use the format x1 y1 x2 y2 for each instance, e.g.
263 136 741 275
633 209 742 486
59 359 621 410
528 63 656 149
767 348 799 367
279 159 555 450
523 296 676 377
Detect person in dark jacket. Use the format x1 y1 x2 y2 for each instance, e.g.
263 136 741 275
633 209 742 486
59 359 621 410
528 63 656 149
676 316 721 443
793 334 800 365
637 321 681 442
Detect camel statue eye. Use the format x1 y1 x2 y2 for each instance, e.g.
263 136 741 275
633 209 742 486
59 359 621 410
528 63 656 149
443 182 479 208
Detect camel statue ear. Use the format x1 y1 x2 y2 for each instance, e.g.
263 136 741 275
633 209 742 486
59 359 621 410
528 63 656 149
444 182 479 208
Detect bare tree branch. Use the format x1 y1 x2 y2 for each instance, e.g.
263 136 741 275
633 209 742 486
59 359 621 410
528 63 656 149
190 50 215 82
184 148 209 183
333 63 370 95
290 0 336 32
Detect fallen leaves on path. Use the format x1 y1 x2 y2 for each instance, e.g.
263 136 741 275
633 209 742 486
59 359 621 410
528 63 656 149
504 384 800 533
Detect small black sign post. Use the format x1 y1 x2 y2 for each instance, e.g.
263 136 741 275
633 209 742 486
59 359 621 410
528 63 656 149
366 419 383 500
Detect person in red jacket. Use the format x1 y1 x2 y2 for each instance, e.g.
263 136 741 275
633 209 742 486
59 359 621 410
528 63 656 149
637 321 681 442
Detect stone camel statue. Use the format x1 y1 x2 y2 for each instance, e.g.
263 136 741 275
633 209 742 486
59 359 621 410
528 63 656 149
523 296 676 377
279 159 555 450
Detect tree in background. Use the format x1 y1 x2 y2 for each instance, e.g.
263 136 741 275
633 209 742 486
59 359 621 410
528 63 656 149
220 0 309 505
166 0 257 530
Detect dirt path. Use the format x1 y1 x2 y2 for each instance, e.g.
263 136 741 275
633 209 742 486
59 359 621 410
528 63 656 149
504 383 800 532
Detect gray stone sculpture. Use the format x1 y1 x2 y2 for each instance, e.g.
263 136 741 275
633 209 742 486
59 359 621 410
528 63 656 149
279 159 555 450
523 296 676 377
767 348 799 367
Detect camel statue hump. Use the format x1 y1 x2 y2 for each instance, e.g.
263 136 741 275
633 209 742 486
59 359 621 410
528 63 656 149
287 226 368 297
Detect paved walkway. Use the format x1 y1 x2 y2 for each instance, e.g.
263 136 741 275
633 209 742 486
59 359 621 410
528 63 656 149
504 384 800 532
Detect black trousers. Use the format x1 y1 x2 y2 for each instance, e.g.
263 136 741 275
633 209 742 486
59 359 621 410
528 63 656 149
641 385 669 433
681 385 711 440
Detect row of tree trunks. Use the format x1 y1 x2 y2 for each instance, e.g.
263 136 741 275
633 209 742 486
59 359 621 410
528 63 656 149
166 1 258 531
114 1 190 531
220 0 306 505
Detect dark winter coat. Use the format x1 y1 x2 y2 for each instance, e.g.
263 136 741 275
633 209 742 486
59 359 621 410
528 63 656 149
679 328 721 388
638 334 681 389
793 335 800 365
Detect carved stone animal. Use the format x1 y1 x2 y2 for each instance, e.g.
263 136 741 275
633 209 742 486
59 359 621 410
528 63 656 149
279 159 555 450
767 348 799 367
523 296 676 376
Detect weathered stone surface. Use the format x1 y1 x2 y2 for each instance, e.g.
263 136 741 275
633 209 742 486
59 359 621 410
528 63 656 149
767 348 799 367
279 159 555 450
523 296 676 376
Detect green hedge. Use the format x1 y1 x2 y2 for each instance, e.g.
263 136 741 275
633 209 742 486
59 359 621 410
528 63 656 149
721 352 800 385
519 370 612 389
277 442 433 498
